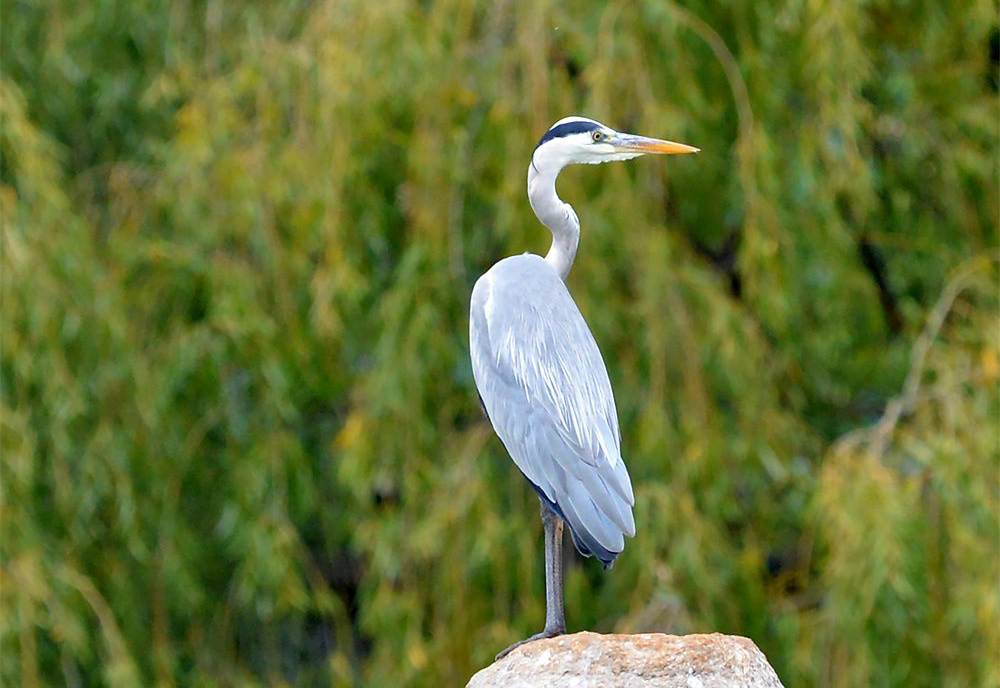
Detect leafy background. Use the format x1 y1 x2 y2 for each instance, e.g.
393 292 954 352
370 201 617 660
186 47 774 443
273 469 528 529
2 0 997 686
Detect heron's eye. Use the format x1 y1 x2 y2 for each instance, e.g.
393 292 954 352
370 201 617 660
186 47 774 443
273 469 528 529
592 131 604 142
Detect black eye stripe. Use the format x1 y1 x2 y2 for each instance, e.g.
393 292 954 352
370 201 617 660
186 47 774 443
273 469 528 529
534 120 600 150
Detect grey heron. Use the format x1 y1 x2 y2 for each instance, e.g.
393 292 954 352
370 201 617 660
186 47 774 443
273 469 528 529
469 116 698 659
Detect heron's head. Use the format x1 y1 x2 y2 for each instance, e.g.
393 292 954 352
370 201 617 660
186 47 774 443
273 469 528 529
531 116 698 171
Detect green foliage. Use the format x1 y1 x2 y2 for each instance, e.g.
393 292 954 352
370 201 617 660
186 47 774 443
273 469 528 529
2 1 997 686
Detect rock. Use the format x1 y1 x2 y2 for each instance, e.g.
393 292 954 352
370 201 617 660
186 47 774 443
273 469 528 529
466 631 784 688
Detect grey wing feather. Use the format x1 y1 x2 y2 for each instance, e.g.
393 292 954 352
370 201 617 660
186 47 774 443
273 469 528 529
470 255 635 561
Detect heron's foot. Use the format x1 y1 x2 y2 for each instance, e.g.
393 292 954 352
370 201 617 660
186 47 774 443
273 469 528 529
495 626 565 661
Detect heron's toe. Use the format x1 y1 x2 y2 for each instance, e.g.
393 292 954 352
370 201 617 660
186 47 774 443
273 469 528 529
494 627 565 661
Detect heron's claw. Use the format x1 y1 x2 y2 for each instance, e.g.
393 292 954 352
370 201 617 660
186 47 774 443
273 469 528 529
495 627 565 661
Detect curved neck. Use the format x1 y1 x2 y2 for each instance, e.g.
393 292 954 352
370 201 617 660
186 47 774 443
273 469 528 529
527 158 580 280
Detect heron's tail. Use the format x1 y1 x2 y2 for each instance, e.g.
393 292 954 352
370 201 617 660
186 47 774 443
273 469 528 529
567 527 620 570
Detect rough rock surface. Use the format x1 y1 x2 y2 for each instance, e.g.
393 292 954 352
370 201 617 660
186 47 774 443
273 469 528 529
466 631 785 688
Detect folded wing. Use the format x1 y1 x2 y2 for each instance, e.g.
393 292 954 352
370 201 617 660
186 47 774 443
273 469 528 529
470 254 635 566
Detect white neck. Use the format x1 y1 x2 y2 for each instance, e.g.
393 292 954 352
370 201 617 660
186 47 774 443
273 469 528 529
527 155 580 281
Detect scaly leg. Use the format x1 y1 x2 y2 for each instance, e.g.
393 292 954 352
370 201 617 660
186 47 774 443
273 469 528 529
496 500 566 660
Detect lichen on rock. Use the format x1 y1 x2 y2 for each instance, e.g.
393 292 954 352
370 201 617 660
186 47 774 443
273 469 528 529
466 631 785 688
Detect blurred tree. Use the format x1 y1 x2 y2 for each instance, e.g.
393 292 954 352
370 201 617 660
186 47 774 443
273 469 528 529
2 0 997 686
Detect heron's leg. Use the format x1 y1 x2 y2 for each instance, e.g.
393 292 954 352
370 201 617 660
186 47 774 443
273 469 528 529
541 502 566 635
495 501 566 660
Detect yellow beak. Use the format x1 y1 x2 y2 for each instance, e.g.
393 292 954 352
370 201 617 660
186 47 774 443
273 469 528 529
614 134 700 155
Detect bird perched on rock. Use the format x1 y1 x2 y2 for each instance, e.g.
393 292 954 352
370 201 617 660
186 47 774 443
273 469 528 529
470 116 698 659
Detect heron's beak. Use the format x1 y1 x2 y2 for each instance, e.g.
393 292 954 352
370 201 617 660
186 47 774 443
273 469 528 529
614 134 699 155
